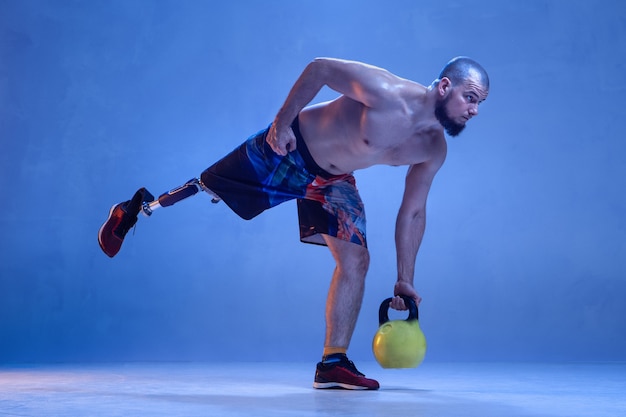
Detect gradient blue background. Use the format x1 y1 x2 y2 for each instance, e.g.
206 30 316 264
1 0 625 363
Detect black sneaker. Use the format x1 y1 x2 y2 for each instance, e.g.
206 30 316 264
313 355 380 390
98 188 154 257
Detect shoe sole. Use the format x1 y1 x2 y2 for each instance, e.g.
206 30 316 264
313 381 376 390
98 204 119 257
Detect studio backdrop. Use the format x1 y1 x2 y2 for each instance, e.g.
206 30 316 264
1 0 624 363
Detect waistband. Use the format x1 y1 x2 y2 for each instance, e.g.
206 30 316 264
291 115 335 179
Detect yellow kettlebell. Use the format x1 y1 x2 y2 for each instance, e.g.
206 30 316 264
372 295 427 368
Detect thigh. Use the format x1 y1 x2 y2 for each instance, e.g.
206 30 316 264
201 127 314 220
297 174 367 247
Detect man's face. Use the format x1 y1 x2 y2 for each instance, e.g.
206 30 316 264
435 94 465 137
436 74 488 137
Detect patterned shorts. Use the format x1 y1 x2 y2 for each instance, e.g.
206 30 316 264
200 117 367 247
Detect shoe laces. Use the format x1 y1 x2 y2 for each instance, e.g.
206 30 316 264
116 221 136 238
340 358 364 376
114 205 139 238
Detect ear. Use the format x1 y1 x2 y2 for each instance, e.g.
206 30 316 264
438 77 452 97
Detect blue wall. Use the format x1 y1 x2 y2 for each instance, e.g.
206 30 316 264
1 0 625 363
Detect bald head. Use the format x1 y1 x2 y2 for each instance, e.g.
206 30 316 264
438 57 489 90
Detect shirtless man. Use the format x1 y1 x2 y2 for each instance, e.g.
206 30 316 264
98 57 489 390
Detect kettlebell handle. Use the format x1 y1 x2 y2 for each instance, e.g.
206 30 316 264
378 295 419 325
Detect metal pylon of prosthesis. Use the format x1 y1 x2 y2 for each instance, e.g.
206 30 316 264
141 178 220 217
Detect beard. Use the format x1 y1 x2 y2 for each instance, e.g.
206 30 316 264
434 97 466 137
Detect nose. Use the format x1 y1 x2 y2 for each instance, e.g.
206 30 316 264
468 103 479 116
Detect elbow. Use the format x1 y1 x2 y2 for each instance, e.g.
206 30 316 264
411 210 426 231
309 58 331 78
310 57 329 70
411 209 426 221
397 207 426 229
299 59 325 84
401 206 426 222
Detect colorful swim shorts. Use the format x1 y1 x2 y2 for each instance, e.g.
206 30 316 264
200 117 367 247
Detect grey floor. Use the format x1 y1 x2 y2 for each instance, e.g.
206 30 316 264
1 362 624 416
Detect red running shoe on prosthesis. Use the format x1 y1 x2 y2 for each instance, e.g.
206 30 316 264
98 188 153 258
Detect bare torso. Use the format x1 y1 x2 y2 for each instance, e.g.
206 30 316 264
297 81 447 175
261 57 488 314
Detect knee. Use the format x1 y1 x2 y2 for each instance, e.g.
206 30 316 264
339 246 370 278
324 236 370 278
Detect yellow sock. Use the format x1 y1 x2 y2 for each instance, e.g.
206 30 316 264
323 347 347 357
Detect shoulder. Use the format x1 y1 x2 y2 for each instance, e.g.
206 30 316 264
426 130 447 173
408 131 447 179
315 58 422 108
430 130 447 164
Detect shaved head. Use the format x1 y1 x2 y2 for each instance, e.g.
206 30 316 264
433 57 489 137
438 56 489 90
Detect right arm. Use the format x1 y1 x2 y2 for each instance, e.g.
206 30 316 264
267 57 405 155
391 138 446 310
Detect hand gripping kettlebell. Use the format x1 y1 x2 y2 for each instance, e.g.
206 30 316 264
372 295 427 369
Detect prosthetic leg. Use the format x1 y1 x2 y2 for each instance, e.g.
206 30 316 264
141 177 220 217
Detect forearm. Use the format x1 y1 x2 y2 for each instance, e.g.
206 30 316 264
395 210 426 285
273 59 327 128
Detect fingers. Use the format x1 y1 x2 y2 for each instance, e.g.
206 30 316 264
392 281 422 310
267 126 296 156
389 294 422 311
390 296 407 310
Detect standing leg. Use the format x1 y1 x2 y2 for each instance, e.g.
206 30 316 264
322 235 370 351
313 235 379 390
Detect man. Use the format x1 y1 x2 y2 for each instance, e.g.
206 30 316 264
98 57 489 390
